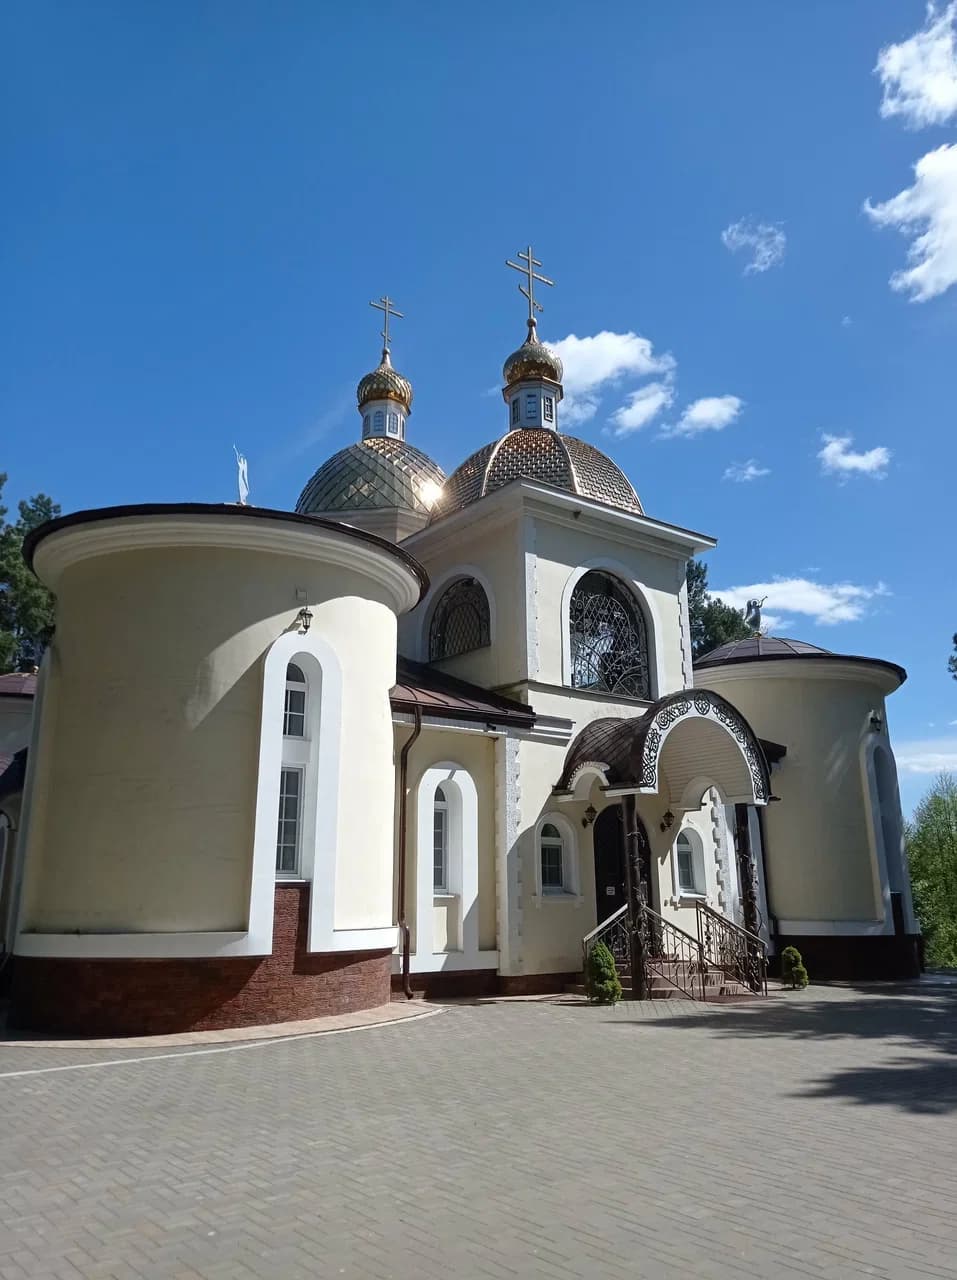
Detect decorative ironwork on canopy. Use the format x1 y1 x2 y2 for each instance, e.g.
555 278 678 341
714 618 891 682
569 571 650 700
429 578 491 661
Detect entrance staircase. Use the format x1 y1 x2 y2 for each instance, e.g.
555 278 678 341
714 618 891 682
573 901 767 1002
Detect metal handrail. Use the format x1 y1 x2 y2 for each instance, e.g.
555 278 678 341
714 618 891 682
695 901 768 996
582 904 630 970
696 900 765 949
637 903 709 1001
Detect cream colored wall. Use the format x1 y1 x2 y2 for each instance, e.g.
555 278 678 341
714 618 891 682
398 519 526 688
696 669 890 922
21 545 400 937
532 519 687 697
396 724 497 953
0 698 33 755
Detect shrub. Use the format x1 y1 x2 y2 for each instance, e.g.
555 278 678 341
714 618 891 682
585 941 623 1004
780 945 809 989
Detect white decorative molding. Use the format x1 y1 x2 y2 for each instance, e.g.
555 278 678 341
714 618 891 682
495 736 523 973
523 515 540 682
559 557 666 700
861 734 917 933
32 513 423 614
414 763 481 969
777 918 891 937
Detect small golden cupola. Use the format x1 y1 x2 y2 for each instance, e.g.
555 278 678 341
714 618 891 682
356 295 414 439
501 246 564 431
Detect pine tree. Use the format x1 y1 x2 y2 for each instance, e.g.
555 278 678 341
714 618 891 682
585 941 623 1004
0 474 59 671
686 558 753 660
780 945 809 989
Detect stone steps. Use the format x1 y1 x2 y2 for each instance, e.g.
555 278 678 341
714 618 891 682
569 955 760 1002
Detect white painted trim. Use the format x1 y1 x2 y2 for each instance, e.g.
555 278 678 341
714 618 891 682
258 630 345 955
777 919 890 936
32 513 422 614
531 811 582 906
417 564 497 663
861 735 917 933
15 922 398 960
697 658 903 696
414 764 481 966
639 706 765 806
670 827 706 903
559 558 665 700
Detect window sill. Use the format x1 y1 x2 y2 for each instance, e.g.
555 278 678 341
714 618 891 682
676 892 707 904
537 891 583 906
276 876 310 886
432 893 458 901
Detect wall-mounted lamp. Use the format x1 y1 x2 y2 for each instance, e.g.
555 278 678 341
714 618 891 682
659 809 675 833
869 712 883 733
581 804 598 829
296 606 313 634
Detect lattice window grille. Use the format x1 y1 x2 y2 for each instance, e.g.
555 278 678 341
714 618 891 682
569 571 651 699
429 577 491 661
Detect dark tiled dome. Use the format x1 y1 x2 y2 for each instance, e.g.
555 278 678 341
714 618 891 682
296 437 445 516
695 636 831 667
430 430 642 521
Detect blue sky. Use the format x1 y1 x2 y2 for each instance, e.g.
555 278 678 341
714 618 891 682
3 1 956 811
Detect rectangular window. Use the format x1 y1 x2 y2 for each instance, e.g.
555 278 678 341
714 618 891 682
525 393 536 419
511 398 520 425
283 687 306 737
677 847 697 893
433 806 448 892
541 845 564 892
276 767 302 875
388 412 399 435
543 396 554 423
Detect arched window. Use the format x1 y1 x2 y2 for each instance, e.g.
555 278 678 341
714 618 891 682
511 397 520 425
373 409 384 433
540 822 566 893
277 661 311 877
433 784 449 892
363 415 371 437
569 570 650 699
675 832 702 895
283 663 306 737
429 578 491 661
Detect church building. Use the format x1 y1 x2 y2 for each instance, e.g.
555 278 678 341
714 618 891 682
0 253 920 1035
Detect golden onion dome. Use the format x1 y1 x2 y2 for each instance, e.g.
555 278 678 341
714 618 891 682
296 437 445 517
502 318 563 388
429 428 642 522
356 348 413 413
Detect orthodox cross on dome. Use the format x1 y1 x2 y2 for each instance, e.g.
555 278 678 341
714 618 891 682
505 245 555 325
369 294 404 353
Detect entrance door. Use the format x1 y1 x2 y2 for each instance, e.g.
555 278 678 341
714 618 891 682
593 805 627 926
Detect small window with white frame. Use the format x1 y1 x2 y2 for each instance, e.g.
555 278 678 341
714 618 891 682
675 831 703 896
387 411 399 436
276 766 303 875
373 409 384 433
284 663 306 737
525 392 536 420
543 395 554 423
540 822 566 894
511 397 520 425
433 784 449 892
363 414 371 437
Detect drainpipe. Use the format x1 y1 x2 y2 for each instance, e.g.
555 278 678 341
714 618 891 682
396 706 422 1000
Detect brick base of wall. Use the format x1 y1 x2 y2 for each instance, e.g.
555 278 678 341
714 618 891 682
772 933 922 981
11 885 392 1037
496 972 579 997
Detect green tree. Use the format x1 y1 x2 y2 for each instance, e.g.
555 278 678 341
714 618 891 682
686 558 752 660
584 941 623 1004
0 473 59 671
780 945 809 989
906 772 957 969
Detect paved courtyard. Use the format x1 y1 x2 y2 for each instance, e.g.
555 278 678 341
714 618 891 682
1 982 955 1280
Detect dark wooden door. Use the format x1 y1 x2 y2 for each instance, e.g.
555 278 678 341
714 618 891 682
593 805 627 926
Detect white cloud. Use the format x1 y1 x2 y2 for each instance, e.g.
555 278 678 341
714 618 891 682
894 735 957 774
721 218 787 274
549 331 675 426
841 315 853 327
723 459 770 482
876 2 957 128
818 433 892 478
608 380 675 436
712 577 889 626
661 395 744 438
864 143 957 301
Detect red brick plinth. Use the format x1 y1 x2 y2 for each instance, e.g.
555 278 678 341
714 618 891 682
11 884 392 1037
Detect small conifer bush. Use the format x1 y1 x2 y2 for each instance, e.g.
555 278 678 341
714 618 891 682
780 945 809 989
585 940 623 1004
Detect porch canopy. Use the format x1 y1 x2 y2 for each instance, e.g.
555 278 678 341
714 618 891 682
555 689 772 809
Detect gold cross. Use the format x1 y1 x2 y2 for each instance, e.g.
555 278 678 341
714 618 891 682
505 246 555 323
369 295 404 351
